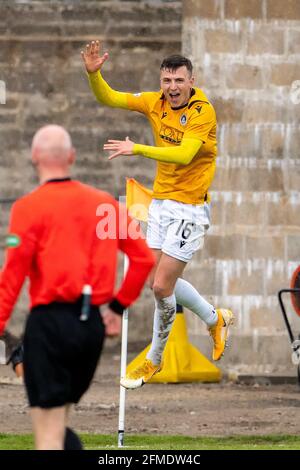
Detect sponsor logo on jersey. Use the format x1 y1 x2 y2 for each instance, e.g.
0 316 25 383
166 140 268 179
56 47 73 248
133 93 141 97
159 123 183 144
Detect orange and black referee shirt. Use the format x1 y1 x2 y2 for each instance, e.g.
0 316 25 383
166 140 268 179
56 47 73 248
0 179 155 334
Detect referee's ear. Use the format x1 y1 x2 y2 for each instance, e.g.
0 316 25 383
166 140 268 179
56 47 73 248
31 147 38 166
68 148 76 165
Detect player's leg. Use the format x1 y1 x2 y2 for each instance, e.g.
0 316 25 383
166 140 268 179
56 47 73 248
174 277 217 326
121 200 168 389
121 200 190 389
174 277 233 359
146 252 186 364
147 248 162 289
121 252 184 389
159 200 234 361
121 199 233 389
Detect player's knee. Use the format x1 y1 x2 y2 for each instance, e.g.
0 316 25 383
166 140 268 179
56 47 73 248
153 283 172 299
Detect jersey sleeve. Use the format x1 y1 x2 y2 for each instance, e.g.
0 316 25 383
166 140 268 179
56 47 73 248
184 103 216 143
133 138 202 165
0 201 38 334
87 71 149 114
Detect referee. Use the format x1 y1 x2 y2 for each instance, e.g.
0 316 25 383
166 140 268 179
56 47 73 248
0 125 155 450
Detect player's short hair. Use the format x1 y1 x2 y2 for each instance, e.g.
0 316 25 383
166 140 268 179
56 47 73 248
160 55 193 76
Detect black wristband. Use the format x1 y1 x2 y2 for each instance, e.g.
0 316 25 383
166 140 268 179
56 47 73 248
7 344 24 369
108 298 126 315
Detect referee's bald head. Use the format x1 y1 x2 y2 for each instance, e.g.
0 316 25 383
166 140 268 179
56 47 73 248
31 125 74 165
31 125 75 182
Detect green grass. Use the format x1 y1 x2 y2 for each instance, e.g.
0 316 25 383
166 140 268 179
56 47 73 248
0 433 300 450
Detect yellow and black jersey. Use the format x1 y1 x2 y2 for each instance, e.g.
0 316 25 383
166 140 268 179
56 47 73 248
88 71 217 205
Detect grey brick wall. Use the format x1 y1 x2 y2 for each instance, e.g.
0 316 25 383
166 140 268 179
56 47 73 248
183 0 300 371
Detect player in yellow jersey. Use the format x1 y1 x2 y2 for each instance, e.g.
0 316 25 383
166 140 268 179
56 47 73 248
82 41 234 389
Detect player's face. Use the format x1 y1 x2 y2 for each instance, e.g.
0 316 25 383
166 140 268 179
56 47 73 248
160 66 194 108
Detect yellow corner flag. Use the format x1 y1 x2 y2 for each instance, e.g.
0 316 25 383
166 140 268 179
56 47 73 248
126 178 153 222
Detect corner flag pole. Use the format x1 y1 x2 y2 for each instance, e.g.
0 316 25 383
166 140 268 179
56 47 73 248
118 255 129 448
118 179 153 447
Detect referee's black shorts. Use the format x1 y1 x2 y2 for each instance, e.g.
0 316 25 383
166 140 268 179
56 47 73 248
23 300 105 408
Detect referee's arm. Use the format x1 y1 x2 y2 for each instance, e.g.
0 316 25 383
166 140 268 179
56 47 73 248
0 203 36 335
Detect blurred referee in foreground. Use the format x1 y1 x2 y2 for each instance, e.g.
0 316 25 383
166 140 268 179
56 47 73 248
0 124 155 450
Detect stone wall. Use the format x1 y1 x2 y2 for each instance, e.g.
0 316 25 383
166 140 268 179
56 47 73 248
0 0 182 335
183 0 300 372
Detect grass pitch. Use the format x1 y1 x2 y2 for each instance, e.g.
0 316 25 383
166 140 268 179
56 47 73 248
0 433 299 450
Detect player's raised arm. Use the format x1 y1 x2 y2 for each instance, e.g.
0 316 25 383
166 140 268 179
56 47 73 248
82 40 148 112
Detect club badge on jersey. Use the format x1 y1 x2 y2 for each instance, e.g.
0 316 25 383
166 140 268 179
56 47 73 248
180 114 187 126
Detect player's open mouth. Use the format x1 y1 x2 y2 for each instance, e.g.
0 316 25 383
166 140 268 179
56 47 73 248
169 93 180 98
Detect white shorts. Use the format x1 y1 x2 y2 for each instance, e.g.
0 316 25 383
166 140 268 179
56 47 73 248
146 199 211 263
